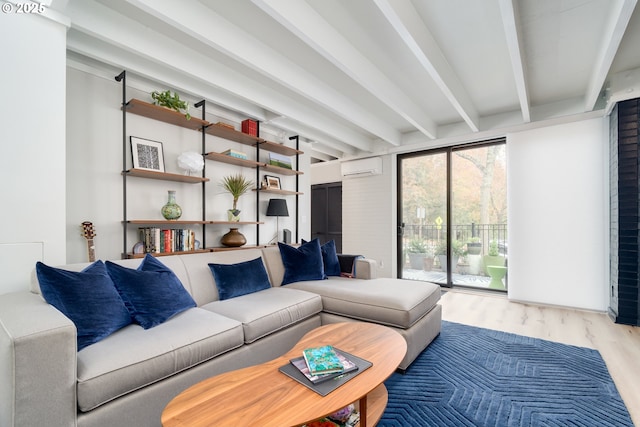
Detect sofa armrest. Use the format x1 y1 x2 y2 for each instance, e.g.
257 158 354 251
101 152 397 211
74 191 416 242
354 258 378 279
337 255 378 280
0 292 77 427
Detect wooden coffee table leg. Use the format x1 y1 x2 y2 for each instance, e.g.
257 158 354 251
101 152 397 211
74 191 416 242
359 396 367 427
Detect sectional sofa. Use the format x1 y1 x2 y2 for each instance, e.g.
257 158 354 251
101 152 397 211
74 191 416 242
0 240 442 427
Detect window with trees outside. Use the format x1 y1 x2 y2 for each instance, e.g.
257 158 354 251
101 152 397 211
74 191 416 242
397 139 507 291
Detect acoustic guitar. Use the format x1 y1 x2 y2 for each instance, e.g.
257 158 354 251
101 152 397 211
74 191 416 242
81 221 96 262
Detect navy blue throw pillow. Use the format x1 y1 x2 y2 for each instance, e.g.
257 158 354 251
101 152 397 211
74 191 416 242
208 257 271 300
35 260 132 351
278 238 326 285
106 254 196 329
302 239 341 277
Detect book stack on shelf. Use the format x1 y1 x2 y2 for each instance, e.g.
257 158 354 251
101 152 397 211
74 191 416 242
241 119 257 136
221 149 248 160
279 345 372 396
138 227 197 253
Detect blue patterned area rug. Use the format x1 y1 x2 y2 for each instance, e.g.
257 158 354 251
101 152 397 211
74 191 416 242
380 321 633 427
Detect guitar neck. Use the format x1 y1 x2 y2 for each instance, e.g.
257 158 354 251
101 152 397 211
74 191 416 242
86 238 96 262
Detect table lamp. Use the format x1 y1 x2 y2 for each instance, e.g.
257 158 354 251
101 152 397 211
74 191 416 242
266 198 289 243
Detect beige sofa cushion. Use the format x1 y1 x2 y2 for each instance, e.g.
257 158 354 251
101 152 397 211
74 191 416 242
202 288 322 343
285 277 440 329
76 308 243 412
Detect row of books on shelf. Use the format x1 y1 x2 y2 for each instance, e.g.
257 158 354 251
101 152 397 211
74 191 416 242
139 227 197 253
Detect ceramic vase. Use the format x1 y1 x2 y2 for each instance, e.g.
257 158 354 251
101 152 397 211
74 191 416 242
161 190 182 220
220 228 246 247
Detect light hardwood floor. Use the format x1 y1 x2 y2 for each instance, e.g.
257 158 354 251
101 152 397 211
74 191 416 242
440 289 640 426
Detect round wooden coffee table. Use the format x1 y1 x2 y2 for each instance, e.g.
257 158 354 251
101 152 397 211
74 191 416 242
162 322 406 427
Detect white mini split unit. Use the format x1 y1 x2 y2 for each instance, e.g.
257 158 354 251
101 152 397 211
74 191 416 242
340 157 383 178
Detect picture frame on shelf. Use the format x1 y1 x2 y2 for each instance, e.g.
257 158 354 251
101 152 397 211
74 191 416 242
268 152 292 169
264 175 281 190
131 136 165 172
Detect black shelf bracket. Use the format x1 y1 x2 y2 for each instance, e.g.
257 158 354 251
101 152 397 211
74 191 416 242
195 100 207 249
116 70 127 257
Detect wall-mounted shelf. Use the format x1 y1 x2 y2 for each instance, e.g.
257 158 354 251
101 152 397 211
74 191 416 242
125 249 211 259
260 140 302 156
124 220 209 225
117 70 303 256
124 98 209 130
254 188 303 196
204 152 262 168
124 169 209 183
261 164 304 176
205 123 262 145
209 221 264 225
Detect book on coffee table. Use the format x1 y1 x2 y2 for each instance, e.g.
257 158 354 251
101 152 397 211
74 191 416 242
302 345 344 375
279 348 372 396
291 349 358 384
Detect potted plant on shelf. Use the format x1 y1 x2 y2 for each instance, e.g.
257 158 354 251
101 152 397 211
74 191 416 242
221 174 253 222
151 90 191 120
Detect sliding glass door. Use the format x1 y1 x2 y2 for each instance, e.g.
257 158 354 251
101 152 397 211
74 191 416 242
398 140 507 291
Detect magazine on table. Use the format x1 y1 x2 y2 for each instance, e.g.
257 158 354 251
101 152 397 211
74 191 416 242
279 348 372 396
291 349 358 384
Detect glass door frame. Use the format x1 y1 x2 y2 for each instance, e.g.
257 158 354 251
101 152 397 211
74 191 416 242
396 138 506 288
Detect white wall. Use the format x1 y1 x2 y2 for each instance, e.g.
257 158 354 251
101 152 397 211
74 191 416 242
507 118 608 311
0 11 68 294
342 155 396 278
66 67 310 262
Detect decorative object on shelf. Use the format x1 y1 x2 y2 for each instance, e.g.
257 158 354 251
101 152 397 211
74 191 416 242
241 119 257 136
161 190 182 220
267 198 289 243
220 228 246 247
221 174 253 221
151 90 191 120
264 175 281 189
131 136 165 172
177 151 204 176
269 152 292 169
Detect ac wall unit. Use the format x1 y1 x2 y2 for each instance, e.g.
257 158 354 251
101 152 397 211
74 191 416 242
340 157 383 177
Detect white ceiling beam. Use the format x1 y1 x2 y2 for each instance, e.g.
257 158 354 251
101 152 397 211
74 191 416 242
65 0 374 153
251 0 437 139
498 0 530 123
373 0 479 132
125 0 400 147
309 150 337 162
584 0 637 111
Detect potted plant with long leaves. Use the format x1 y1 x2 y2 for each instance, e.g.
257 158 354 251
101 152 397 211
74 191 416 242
221 174 253 221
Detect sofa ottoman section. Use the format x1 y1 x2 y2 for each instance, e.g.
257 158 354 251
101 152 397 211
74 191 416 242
285 277 441 329
202 287 323 344
77 308 243 412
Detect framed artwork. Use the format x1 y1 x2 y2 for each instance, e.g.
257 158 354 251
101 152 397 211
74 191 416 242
264 175 281 190
130 136 165 172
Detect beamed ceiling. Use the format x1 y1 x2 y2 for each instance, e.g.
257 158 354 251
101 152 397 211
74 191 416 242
58 0 640 160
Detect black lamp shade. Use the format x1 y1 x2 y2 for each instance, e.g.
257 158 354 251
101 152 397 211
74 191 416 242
266 199 289 217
